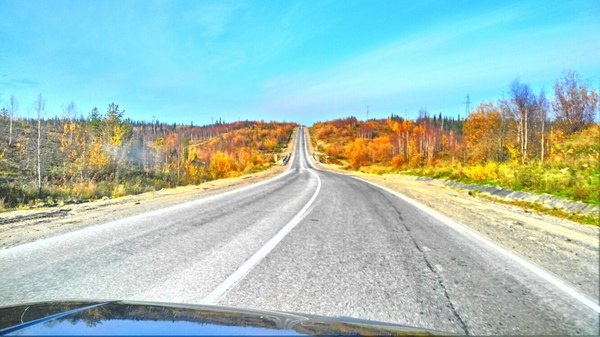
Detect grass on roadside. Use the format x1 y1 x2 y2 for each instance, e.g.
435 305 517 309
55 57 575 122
404 160 599 206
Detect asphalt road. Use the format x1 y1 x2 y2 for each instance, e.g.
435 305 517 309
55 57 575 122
1 128 598 335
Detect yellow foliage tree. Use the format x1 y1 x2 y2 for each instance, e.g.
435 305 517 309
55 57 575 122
345 138 369 169
463 103 502 163
209 151 236 179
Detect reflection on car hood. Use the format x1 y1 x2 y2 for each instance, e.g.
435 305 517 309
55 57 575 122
0 300 449 336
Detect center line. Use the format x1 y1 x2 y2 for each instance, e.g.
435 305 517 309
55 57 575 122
201 128 321 305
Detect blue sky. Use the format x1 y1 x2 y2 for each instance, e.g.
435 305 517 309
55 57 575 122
1 0 598 125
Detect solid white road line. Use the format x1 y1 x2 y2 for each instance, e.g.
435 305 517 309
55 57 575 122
321 167 600 313
201 128 322 305
356 176 600 313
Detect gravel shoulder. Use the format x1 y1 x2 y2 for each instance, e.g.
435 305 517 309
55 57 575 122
0 130 298 250
305 129 599 300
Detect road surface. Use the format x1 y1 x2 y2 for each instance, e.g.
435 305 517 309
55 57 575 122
1 128 598 335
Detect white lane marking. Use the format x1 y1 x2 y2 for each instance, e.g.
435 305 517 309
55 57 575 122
303 138 600 313
201 128 322 305
356 175 600 313
296 126 308 170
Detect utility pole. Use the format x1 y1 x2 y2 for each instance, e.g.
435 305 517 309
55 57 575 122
464 94 471 117
366 105 369 121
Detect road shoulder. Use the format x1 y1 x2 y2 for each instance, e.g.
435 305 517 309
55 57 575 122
304 129 599 300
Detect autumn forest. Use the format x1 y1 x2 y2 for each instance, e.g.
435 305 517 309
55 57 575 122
311 71 598 205
1 70 598 210
0 101 296 209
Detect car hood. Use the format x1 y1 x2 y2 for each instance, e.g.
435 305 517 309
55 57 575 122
0 300 449 336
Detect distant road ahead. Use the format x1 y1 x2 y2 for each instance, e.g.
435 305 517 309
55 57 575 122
1 128 598 335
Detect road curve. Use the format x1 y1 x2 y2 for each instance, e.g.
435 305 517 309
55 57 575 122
1 128 598 335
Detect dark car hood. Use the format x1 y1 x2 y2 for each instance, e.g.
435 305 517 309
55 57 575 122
0 300 448 336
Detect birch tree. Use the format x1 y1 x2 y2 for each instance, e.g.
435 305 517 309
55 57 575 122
536 90 549 162
8 95 18 147
34 94 46 195
553 70 599 134
501 79 536 164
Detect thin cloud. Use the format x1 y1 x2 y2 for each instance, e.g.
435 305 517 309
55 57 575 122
0 77 40 90
181 1 246 39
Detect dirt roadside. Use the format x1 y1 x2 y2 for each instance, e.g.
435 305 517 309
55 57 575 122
0 129 298 250
304 128 600 299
